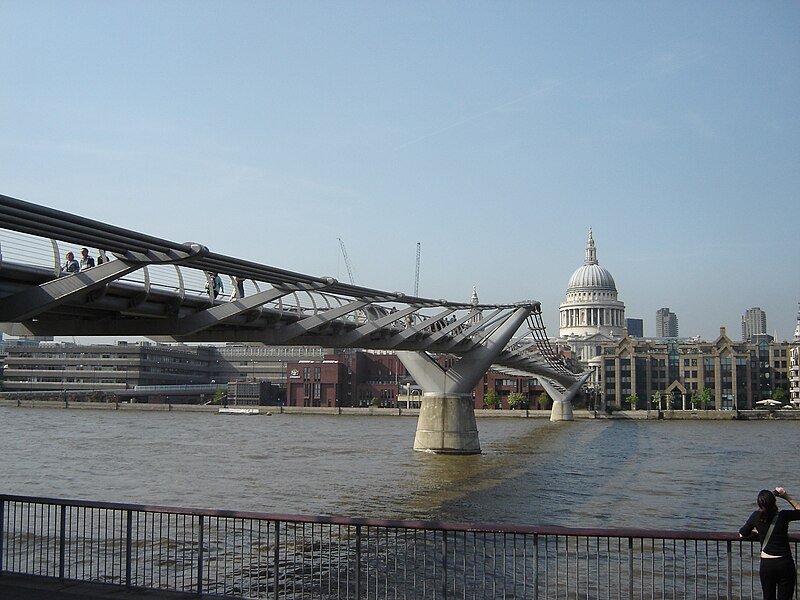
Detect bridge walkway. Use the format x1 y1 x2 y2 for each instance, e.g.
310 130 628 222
0 574 228 600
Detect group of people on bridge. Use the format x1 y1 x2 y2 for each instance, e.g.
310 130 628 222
61 247 106 274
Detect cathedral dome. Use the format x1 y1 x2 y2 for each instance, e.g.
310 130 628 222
559 228 625 341
566 228 617 292
567 263 616 292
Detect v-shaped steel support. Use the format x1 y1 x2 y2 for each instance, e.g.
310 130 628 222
540 371 592 422
396 306 534 454
396 306 531 396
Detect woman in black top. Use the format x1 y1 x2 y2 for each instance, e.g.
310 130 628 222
739 487 800 600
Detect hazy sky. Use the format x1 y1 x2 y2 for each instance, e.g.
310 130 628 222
2 2 798 341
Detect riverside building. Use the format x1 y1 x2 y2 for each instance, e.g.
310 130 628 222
791 304 800 407
285 350 546 410
1 341 212 393
596 327 791 410
0 342 326 404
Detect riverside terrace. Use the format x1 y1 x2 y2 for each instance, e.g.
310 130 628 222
1 494 797 599
0 192 587 455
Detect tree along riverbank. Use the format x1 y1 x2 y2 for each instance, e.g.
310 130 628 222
1 397 798 420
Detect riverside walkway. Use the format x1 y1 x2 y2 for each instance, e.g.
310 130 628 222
0 574 206 599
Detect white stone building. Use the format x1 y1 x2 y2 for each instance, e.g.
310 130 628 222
557 228 626 366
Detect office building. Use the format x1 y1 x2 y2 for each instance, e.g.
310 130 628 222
596 327 790 410
655 308 679 338
625 318 644 338
742 307 769 343
1 341 213 393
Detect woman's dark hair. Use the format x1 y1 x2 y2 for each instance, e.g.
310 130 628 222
757 489 777 522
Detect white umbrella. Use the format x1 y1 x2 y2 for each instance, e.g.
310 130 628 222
755 399 783 407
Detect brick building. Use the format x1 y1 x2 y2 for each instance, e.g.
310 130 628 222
286 350 545 409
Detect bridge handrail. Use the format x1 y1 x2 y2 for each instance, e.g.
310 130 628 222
1 493 789 599
0 493 784 542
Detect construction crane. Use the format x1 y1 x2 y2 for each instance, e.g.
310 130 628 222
414 242 421 296
338 237 356 284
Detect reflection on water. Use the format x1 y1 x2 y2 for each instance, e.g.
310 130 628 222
1 407 797 531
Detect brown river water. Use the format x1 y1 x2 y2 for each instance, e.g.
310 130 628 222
1 407 797 533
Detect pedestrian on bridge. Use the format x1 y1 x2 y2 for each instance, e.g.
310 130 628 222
739 486 800 600
61 251 79 274
79 247 95 270
233 276 245 299
205 271 224 300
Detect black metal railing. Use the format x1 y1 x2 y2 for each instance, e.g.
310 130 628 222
1 494 797 599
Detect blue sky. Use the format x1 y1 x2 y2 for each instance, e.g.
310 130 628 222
1 2 798 341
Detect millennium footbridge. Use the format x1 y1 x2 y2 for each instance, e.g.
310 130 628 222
0 193 588 453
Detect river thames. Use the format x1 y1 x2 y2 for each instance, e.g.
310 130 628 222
1 407 797 533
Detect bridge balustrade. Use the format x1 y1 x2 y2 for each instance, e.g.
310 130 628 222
0 228 457 332
0 228 387 323
2 494 791 599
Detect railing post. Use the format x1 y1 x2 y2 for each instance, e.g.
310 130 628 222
441 530 448 600
125 509 133 588
273 521 280 600
726 540 732 600
58 504 66 581
355 525 362 600
532 534 538 600
196 515 204 595
0 497 5 575
628 537 633 600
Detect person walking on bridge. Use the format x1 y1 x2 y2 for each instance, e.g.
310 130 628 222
740 487 800 600
79 247 95 270
205 271 223 300
61 251 79 274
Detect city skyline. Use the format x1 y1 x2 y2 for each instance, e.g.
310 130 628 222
1 3 798 342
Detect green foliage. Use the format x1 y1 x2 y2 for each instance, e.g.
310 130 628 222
691 387 713 409
772 388 788 403
370 397 380 406
507 392 526 409
625 394 639 409
539 391 551 409
484 389 499 408
651 390 662 409
212 388 227 404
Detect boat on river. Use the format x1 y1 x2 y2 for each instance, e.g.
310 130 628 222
218 407 260 415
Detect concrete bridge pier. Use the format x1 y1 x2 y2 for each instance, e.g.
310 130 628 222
413 393 481 454
549 398 575 421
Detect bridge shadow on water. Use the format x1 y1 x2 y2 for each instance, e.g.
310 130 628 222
424 419 780 532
